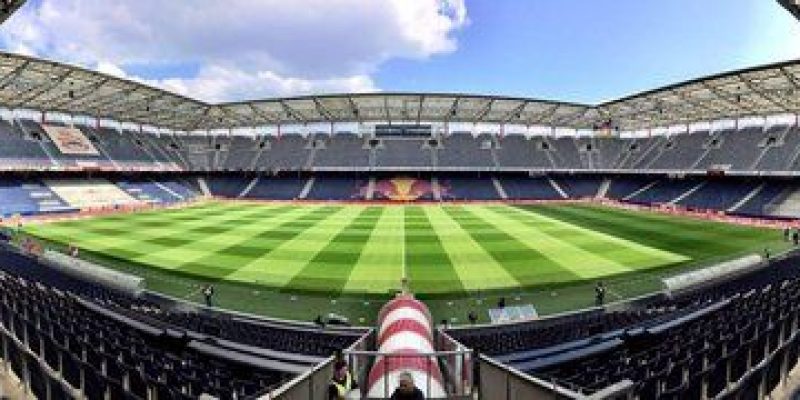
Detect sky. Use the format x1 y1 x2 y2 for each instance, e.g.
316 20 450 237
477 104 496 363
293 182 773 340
0 0 798 104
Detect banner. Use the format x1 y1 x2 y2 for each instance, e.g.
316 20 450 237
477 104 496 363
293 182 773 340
41 125 99 155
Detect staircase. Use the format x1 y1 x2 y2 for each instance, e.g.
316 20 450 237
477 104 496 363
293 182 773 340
596 178 611 198
298 177 316 200
548 177 568 199
239 177 260 198
197 177 211 197
431 177 442 201
669 181 706 205
622 180 659 201
366 177 376 200
492 177 508 200
728 183 765 213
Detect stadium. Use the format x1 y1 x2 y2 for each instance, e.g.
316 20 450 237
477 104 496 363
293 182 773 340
0 0 799 399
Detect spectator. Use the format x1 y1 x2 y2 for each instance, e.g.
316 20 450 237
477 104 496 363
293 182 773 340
468 310 478 324
595 281 606 306
328 351 357 399
390 372 425 400
793 230 799 246
497 297 506 309
203 284 215 307
315 314 326 328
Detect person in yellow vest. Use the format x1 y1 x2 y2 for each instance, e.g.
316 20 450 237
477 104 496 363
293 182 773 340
328 352 357 399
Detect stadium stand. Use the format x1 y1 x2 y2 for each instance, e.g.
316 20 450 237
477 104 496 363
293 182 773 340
754 126 800 171
647 131 712 170
438 132 495 168
676 180 761 211
695 127 770 171
206 176 251 198
524 258 800 398
0 244 365 398
549 137 586 170
735 182 793 216
553 176 603 199
500 175 564 200
305 175 363 200
221 135 261 171
375 138 433 168
440 175 500 200
253 134 310 171
495 135 551 169
626 178 703 204
243 176 307 200
0 179 73 217
44 179 139 208
314 133 370 168
116 179 187 204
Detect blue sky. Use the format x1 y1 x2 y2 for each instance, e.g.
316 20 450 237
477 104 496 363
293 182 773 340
376 0 800 102
1 0 798 104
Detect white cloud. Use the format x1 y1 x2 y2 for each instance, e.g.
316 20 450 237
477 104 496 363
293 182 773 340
0 0 468 101
159 65 379 102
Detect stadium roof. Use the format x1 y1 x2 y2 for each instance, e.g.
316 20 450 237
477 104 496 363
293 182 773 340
778 0 800 21
0 0 24 24
0 51 799 132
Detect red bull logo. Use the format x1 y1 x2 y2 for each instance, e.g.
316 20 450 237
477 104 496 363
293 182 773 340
359 177 450 201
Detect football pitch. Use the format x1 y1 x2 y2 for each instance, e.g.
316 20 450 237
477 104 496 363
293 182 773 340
22 201 788 322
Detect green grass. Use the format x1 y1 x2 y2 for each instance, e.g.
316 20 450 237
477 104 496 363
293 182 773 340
21 201 789 325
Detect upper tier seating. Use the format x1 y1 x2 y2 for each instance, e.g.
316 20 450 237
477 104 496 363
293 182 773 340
695 127 769 170
314 133 370 167
221 136 261 171
375 139 432 168
647 131 711 170
438 133 495 168
754 126 800 171
549 137 585 170
254 135 310 171
0 119 52 169
2 123 800 173
494 135 552 169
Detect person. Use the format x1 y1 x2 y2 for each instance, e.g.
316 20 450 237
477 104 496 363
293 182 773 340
764 247 771 260
595 281 606 306
785 227 791 242
390 372 425 400
793 230 799 247
468 310 478 325
328 351 357 399
497 297 506 309
314 314 326 328
202 284 215 307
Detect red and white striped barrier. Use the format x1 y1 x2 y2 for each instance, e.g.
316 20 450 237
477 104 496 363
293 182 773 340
367 295 445 398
